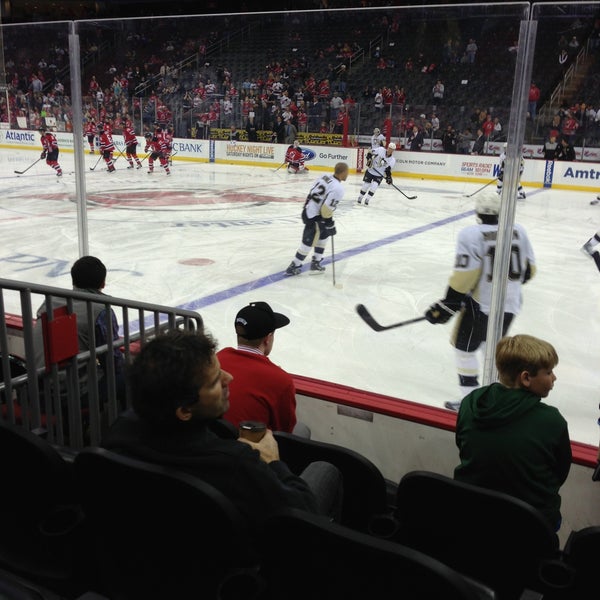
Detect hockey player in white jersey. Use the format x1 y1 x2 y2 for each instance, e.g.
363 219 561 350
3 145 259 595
284 162 349 276
496 144 526 199
370 127 385 151
357 142 396 206
424 190 536 410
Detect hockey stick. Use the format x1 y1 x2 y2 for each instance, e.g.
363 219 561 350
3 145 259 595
273 161 287 172
14 157 43 175
463 178 497 198
373 168 417 200
331 235 342 289
355 303 426 331
390 181 417 200
89 154 104 171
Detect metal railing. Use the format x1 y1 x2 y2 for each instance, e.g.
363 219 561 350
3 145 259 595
0 277 203 449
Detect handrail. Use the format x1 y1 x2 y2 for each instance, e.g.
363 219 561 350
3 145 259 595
0 277 203 448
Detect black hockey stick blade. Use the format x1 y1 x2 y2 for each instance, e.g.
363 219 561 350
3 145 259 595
355 304 426 331
392 182 417 200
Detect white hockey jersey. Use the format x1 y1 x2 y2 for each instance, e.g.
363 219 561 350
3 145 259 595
448 222 536 314
370 133 385 150
303 173 346 220
366 145 396 179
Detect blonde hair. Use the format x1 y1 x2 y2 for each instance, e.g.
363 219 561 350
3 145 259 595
495 334 558 387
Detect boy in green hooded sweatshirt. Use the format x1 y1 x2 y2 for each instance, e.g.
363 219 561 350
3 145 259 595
454 334 571 530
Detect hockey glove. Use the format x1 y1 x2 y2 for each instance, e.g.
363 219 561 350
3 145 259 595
40 151 47 159
425 286 464 324
385 167 393 185
366 152 373 168
324 218 337 237
425 301 455 324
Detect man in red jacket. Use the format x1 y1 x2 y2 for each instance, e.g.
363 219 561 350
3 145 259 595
218 301 308 436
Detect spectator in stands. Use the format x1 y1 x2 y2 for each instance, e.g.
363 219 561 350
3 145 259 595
407 125 424 151
441 124 457 153
528 82 541 121
229 125 240 141
272 114 285 143
453 334 571 530
555 136 576 161
568 35 580 56
492 116 503 140
543 134 559 160
245 112 258 142
558 48 569 74
33 255 125 407
218 301 308 437
457 127 474 154
470 128 486 155
560 110 579 144
432 79 444 105
102 329 343 530
465 39 478 63
283 117 298 144
481 114 495 140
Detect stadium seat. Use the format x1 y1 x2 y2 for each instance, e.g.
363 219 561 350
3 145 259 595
273 430 391 532
261 507 497 600
0 420 87 598
560 526 600 598
73 447 263 600
389 470 564 600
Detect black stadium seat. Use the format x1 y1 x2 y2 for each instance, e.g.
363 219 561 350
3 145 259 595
261 507 496 600
73 447 263 600
273 430 391 532
389 470 562 599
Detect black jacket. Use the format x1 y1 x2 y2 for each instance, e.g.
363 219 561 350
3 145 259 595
102 412 318 535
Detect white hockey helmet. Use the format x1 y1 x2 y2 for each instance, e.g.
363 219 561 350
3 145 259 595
475 190 501 216
388 142 397 150
373 127 380 135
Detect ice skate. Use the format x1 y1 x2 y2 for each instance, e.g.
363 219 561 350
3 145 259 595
310 258 325 273
357 197 362 204
518 191 526 200
284 262 302 276
591 196 600 206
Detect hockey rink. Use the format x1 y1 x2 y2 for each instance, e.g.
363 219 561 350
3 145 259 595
2 148 599 445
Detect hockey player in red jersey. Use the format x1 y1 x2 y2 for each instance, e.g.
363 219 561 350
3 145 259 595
144 132 171 175
123 120 142 169
84 120 97 154
285 139 309 174
97 123 116 173
39 126 63 177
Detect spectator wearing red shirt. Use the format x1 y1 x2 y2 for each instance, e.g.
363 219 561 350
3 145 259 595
481 114 495 139
219 301 305 436
528 82 541 120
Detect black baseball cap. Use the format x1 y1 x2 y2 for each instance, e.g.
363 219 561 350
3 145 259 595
234 301 290 339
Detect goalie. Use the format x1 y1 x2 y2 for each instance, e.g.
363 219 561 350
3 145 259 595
424 190 536 410
285 139 309 174
357 142 396 206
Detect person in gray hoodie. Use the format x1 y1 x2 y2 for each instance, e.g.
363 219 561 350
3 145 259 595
453 334 571 530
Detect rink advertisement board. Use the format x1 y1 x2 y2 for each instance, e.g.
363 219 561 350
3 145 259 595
2 129 600 192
